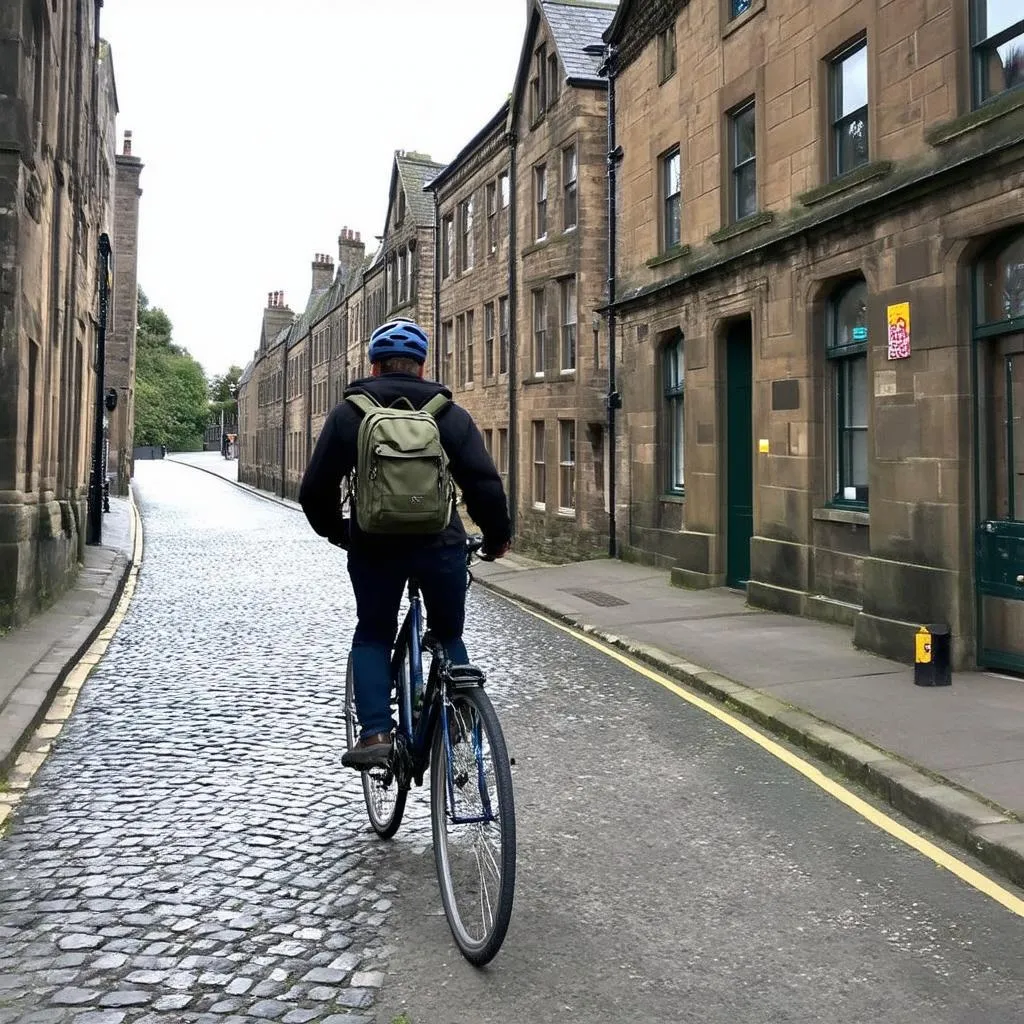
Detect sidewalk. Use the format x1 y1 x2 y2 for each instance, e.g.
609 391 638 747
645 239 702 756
0 496 136 779
473 555 1024 887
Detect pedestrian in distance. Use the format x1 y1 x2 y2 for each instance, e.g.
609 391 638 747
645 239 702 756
298 318 512 769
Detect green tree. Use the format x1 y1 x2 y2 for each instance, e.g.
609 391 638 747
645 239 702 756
134 288 210 451
208 364 243 419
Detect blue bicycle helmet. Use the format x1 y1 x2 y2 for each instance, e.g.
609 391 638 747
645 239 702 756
368 318 429 364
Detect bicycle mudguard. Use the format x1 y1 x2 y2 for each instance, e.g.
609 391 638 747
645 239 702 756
447 665 485 690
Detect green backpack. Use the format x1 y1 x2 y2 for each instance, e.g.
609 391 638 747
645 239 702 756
345 392 454 535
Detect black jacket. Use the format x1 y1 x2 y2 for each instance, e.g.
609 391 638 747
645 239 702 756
298 373 512 554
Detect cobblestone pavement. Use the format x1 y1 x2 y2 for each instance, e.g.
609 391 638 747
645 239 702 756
2 460 1023 1024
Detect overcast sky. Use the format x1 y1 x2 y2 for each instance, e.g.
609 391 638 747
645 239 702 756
102 0 528 379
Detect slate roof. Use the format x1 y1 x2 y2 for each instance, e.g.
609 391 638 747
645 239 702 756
238 360 253 387
287 285 333 349
542 0 617 83
395 153 447 227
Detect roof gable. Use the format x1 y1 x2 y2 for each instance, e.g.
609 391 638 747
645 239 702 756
385 151 446 235
509 0 616 129
604 0 686 72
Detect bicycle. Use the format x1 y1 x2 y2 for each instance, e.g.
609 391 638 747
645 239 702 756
343 535 517 966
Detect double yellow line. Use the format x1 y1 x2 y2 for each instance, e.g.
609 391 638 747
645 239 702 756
0 497 144 831
505 596 1024 919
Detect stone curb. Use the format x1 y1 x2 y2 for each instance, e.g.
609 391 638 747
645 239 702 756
475 576 1024 891
170 460 1024 890
0 498 138 783
165 457 301 511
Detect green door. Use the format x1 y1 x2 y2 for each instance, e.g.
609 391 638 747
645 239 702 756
976 336 1024 673
726 322 754 588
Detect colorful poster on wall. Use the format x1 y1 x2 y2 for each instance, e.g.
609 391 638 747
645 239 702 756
887 302 911 359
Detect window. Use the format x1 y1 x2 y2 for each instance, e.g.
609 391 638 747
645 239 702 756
831 41 869 177
532 289 547 376
532 421 546 508
396 190 406 225
459 197 474 272
441 320 453 385
466 310 475 384
456 314 466 387
534 164 548 240
558 420 576 512
560 277 577 371
487 182 498 253
658 23 676 83
827 280 869 506
398 246 409 303
971 1 1024 106
484 302 496 378
499 171 510 209
497 428 509 475
663 337 685 493
729 101 757 222
662 147 681 250
499 296 510 374
530 44 547 123
976 231 1024 325
483 429 493 456
562 144 578 231
441 215 454 278
547 51 560 107
730 0 753 17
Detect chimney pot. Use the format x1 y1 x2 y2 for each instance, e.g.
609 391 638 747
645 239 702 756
123 129 133 156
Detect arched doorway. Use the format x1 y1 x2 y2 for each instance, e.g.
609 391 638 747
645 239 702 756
974 230 1024 673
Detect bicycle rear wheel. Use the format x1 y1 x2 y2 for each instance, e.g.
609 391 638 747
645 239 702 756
345 657 406 839
430 684 516 965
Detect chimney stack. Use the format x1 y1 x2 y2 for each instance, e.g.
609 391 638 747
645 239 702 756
262 289 293 349
123 130 132 156
311 252 334 293
337 224 367 287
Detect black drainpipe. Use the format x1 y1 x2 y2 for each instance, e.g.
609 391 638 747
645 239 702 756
604 46 622 558
432 190 441 382
507 129 519 538
279 343 287 498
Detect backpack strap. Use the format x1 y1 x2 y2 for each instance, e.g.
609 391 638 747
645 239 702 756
389 396 416 411
345 392 380 417
421 394 450 419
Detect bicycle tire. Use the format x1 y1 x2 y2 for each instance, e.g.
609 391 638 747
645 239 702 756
345 657 407 839
430 685 516 965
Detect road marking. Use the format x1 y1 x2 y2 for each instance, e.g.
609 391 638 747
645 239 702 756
0 496 144 830
502 596 1024 919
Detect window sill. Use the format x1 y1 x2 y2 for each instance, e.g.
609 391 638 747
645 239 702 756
559 368 576 376
813 506 869 526
722 0 766 39
646 244 691 269
926 86 1024 147
522 236 553 257
563 225 578 235
556 508 576 518
660 491 686 504
797 161 892 208
708 210 774 244
532 502 546 512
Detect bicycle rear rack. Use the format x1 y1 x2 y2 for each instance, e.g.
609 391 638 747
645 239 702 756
446 665 485 690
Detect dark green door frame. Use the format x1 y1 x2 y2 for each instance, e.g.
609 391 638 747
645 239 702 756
726 321 754 589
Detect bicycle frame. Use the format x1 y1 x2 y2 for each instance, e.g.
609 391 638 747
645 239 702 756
389 579 496 826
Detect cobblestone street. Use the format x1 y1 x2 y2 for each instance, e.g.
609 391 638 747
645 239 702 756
1 460 1022 1024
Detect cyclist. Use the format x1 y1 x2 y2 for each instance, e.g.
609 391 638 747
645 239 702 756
298 318 511 769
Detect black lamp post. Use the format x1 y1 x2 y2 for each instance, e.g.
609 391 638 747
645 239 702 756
87 232 112 546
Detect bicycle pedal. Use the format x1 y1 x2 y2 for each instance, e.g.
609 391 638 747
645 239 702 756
448 664 485 689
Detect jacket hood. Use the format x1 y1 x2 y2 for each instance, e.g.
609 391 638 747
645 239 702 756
344 373 453 409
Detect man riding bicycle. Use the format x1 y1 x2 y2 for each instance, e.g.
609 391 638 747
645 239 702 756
298 318 512 769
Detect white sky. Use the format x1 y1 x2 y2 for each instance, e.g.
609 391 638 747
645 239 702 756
102 0 528 378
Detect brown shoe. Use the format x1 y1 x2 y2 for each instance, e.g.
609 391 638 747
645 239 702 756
342 732 393 770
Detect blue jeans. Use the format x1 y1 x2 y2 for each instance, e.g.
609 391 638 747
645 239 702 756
346 543 470 738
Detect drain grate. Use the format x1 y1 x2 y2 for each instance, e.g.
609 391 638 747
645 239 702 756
564 588 629 608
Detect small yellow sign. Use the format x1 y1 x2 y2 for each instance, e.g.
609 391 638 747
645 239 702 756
915 625 932 664
887 302 911 359
758 438 770 454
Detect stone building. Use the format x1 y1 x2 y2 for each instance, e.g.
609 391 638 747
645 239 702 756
106 129 143 496
509 0 617 558
0 1 121 628
604 0 1024 669
425 103 514 500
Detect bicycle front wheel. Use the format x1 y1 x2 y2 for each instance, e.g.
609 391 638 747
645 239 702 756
430 685 516 966
345 657 406 839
